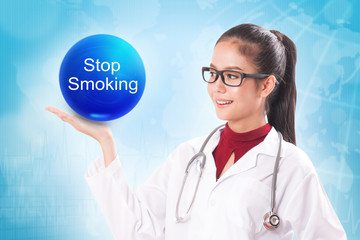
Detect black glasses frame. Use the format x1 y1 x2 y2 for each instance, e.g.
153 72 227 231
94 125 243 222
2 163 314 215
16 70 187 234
202 66 270 87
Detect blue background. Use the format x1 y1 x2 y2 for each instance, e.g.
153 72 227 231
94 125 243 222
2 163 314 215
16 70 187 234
0 0 359 239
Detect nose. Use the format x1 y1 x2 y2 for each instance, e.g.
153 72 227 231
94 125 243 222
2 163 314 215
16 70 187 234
212 74 227 93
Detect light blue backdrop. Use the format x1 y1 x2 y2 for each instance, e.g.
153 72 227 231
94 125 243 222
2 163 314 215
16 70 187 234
0 0 359 239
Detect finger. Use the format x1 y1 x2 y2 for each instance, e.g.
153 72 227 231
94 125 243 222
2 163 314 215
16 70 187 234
45 106 59 113
45 106 74 123
45 106 67 116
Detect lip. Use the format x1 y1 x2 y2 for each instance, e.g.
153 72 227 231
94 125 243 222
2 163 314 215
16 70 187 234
215 98 233 108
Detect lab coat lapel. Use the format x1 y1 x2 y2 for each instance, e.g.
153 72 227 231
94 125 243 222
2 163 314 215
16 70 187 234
216 146 259 181
202 126 223 176
212 127 282 183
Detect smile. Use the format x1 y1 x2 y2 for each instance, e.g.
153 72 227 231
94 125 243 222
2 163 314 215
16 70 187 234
216 100 233 105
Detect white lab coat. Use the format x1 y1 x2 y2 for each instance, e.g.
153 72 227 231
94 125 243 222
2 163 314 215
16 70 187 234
85 126 347 239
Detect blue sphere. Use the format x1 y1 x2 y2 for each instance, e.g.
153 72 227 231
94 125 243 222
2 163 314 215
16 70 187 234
59 34 145 121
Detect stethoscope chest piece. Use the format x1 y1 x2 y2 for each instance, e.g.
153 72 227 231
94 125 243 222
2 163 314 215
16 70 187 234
263 211 280 230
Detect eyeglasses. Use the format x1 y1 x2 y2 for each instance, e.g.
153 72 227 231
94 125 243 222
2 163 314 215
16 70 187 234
202 66 270 87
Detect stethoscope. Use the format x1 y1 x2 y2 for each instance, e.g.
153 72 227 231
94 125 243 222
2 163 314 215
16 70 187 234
175 124 282 231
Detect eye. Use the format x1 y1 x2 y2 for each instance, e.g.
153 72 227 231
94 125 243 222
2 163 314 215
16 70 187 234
226 74 239 79
209 70 217 77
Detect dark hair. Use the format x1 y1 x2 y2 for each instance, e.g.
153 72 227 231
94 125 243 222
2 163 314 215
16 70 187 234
216 23 297 145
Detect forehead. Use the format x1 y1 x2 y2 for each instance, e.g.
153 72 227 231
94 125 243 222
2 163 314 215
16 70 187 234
211 39 258 72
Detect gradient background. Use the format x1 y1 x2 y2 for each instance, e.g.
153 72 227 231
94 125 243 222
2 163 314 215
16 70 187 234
0 0 359 239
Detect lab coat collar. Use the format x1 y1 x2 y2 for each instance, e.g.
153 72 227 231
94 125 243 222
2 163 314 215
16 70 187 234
201 125 284 178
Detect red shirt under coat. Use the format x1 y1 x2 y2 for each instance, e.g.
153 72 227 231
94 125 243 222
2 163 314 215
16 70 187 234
213 122 272 180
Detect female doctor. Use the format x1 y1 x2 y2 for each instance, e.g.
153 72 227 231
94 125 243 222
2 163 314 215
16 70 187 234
46 23 347 239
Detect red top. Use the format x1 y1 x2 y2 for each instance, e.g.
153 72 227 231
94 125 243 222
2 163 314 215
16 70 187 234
213 122 272 180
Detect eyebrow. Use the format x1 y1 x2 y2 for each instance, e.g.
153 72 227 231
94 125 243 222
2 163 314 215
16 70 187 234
210 63 243 71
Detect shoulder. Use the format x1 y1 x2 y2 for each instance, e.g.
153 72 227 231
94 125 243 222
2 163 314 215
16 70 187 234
172 136 206 156
277 141 324 211
167 133 218 165
280 140 317 178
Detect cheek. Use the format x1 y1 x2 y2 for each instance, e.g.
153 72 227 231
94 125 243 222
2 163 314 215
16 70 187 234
230 88 246 102
232 83 257 103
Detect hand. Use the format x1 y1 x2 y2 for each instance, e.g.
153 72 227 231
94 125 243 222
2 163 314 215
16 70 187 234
45 106 117 167
45 106 112 142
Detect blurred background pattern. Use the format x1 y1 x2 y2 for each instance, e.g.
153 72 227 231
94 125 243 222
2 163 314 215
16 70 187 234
0 0 359 239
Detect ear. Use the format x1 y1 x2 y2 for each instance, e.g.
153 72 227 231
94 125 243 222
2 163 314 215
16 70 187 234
259 75 276 98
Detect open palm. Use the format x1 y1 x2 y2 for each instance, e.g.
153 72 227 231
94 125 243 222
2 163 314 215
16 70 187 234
45 106 112 142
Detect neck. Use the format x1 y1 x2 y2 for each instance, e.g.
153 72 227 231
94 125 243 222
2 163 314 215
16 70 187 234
227 117 267 133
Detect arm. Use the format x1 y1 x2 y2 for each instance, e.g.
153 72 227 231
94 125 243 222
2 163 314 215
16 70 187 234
99 132 117 168
85 153 171 240
283 170 347 239
46 106 168 239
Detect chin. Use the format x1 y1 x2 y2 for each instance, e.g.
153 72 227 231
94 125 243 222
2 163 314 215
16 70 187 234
215 111 231 121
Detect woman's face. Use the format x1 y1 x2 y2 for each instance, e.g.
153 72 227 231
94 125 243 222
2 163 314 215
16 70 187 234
207 40 265 129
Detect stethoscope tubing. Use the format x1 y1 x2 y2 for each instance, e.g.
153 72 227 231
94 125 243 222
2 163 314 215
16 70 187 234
271 131 282 212
175 124 282 230
175 124 225 222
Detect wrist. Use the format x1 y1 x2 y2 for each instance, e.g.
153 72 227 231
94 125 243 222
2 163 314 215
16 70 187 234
97 131 113 145
98 133 117 168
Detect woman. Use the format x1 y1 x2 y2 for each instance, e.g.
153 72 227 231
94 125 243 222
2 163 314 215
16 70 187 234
46 23 346 239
